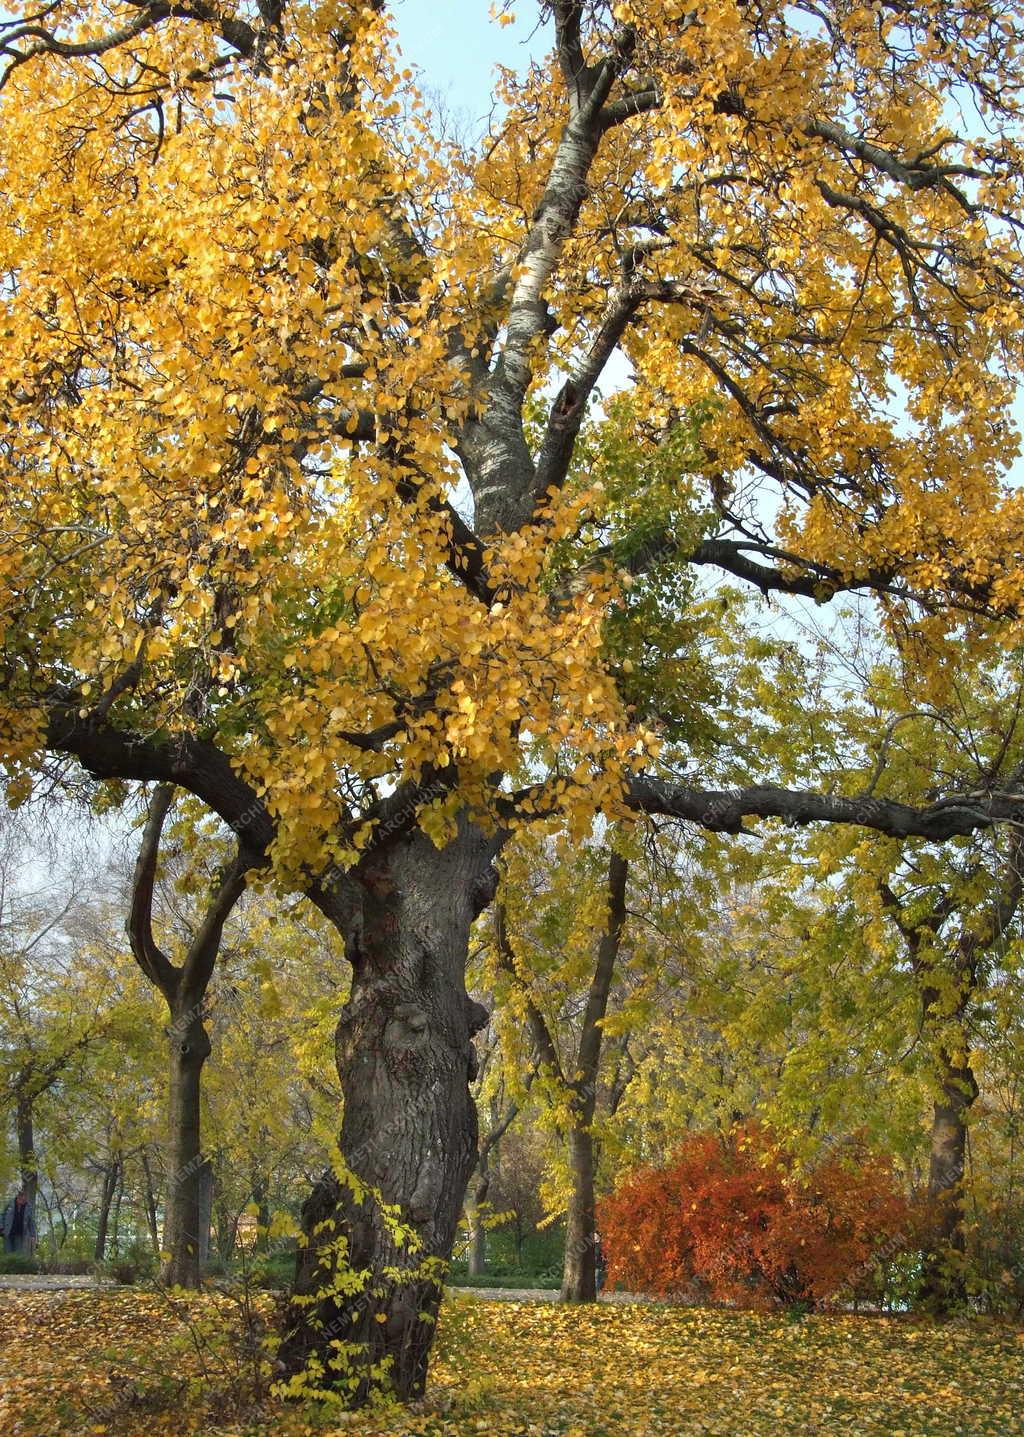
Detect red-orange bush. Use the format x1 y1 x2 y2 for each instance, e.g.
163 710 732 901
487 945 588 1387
599 1125 912 1309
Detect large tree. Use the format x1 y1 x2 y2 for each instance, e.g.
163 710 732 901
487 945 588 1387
3 0 1024 1402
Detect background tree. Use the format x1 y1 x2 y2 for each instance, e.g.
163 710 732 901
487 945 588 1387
787 648 1024 1312
488 830 647 1301
125 785 255 1287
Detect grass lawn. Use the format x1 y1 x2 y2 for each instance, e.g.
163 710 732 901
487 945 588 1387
0 1286 1021 1435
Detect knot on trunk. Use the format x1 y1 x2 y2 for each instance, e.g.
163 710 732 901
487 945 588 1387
384 1004 430 1073
464 996 489 1036
471 864 500 918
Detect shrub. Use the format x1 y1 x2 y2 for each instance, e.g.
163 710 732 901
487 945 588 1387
960 1196 1024 1318
41 1257 94 1276
599 1124 912 1310
0 1253 40 1275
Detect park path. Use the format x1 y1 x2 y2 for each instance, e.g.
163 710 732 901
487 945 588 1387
450 1286 647 1303
0 1273 113 1292
0 1277 646 1308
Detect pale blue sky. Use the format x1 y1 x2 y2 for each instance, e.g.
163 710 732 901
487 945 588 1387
391 1 542 126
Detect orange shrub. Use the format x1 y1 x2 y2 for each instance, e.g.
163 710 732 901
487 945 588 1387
599 1125 912 1309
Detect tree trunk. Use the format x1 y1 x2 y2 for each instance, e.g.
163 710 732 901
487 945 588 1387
280 823 495 1405
251 1169 271 1250
161 1006 212 1288
197 1159 214 1268
561 849 626 1303
560 1124 598 1303
216 1195 238 1261
467 1171 489 1277
15 1089 37 1208
126 783 250 1288
110 1159 125 1257
141 1152 161 1260
51 1190 68 1249
920 1052 978 1313
94 1156 120 1261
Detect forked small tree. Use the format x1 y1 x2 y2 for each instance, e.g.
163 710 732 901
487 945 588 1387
126 785 254 1287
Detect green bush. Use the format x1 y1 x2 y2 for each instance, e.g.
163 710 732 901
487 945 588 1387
447 1272 558 1290
41 1257 96 1276
237 1246 295 1289
0 1253 40 1274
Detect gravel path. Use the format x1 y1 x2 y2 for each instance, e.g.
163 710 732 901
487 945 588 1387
0 1276 643 1301
0 1273 112 1292
449 1287 648 1303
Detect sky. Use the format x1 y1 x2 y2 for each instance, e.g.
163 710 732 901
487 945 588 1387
391 1 542 127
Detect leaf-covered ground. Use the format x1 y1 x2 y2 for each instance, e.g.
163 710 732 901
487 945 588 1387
1 1286 1021 1436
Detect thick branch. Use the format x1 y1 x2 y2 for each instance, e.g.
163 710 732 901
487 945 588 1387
531 280 647 503
181 849 252 1004
46 702 275 853
626 777 1024 842
128 784 180 999
468 26 633 533
553 0 590 108
0 0 259 87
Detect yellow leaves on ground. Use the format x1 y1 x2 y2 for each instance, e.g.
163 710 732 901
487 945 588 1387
1 1288 1022 1436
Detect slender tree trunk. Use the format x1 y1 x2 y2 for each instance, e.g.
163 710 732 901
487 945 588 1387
161 1006 212 1288
141 1152 161 1260
561 1124 598 1302
127 783 250 1289
110 1160 125 1257
467 1171 489 1277
467 1092 520 1278
94 1156 120 1261
216 1195 238 1261
280 823 495 1405
15 1089 38 1208
52 1192 68 1249
251 1169 271 1250
920 1049 978 1313
562 850 627 1303
882 830 1024 1316
197 1159 214 1267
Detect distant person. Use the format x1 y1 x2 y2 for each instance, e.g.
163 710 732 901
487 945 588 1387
594 1232 607 1295
2 1189 37 1255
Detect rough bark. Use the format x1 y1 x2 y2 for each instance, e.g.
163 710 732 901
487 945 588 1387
279 821 496 1404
